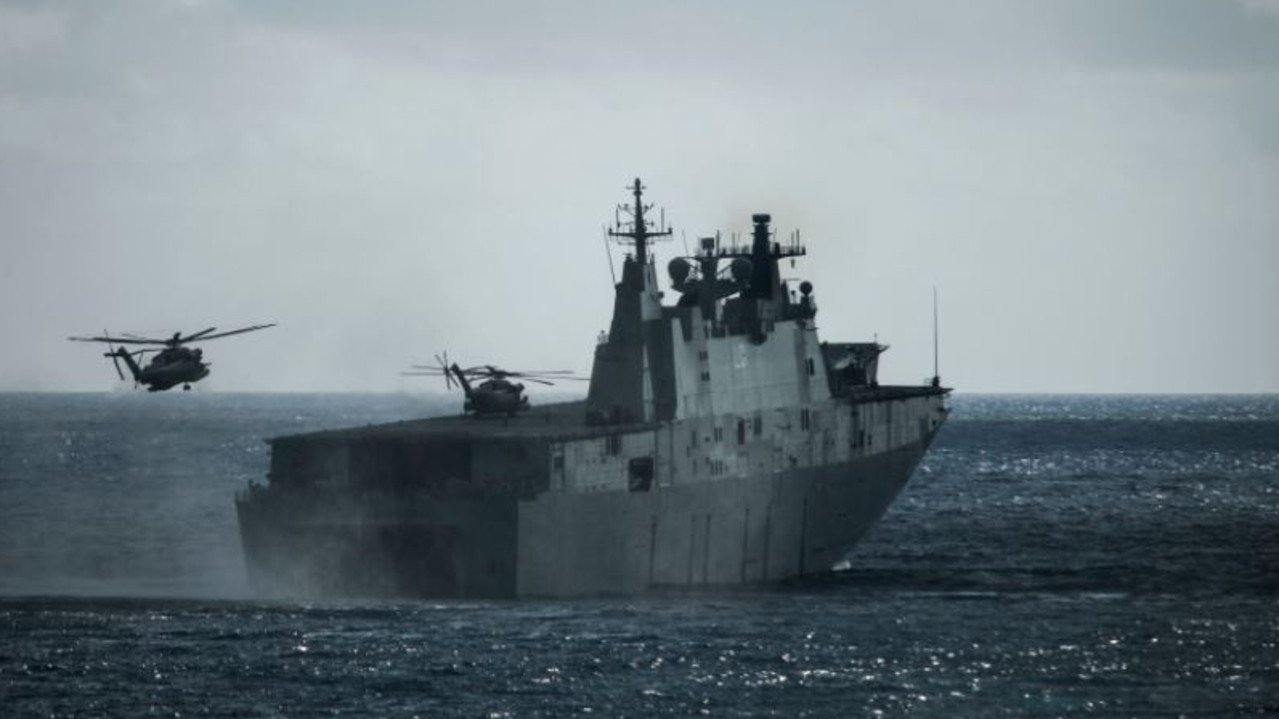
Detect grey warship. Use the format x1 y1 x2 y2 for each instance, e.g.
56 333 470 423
236 179 951 598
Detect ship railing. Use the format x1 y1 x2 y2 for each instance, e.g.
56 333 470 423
694 242 808 259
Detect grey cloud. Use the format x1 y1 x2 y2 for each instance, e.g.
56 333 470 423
1 0 1276 392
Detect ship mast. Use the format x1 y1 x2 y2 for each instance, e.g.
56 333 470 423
588 178 675 425
609 178 671 268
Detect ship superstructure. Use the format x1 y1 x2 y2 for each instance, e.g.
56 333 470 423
236 180 950 598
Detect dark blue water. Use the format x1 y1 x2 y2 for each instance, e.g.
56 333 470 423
2 393 1277 717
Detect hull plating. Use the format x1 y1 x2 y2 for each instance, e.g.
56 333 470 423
236 432 936 599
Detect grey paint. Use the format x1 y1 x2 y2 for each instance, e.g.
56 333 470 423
237 182 952 598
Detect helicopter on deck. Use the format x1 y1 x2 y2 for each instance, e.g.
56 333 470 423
404 353 586 417
69 324 275 391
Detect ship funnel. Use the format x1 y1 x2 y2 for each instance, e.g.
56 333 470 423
751 213 771 252
747 212 775 301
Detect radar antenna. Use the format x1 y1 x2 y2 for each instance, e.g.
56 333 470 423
608 178 672 265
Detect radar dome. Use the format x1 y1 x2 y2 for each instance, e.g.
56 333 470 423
730 258 753 285
800 280 813 295
668 258 691 284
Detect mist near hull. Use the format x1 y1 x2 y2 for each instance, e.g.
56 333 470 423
0 393 437 599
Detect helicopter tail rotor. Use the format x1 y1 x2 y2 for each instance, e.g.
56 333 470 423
106 352 125 381
436 352 456 390
403 351 463 392
102 347 147 385
104 331 125 381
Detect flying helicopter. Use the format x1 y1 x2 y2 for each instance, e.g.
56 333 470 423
68 323 276 391
403 353 586 417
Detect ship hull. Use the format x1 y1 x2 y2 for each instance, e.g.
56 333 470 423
236 429 937 599
234 184 952 599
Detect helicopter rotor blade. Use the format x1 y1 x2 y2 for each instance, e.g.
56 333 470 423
181 327 218 343
512 370 577 375
69 335 165 346
181 323 277 343
506 370 590 382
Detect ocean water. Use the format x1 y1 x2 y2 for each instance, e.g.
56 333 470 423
1 393 1276 717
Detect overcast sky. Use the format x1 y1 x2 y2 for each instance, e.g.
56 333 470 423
2 0 1276 393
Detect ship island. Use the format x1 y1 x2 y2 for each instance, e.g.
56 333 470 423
236 179 951 598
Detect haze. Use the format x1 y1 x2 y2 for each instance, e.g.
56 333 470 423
2 0 1276 393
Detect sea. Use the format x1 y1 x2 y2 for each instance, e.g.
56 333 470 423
1 392 1276 718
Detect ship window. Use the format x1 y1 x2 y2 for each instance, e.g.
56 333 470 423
605 434 622 455
801 409 811 431
753 416 762 436
807 357 816 376
713 426 723 442
700 370 711 382
698 349 708 361
552 455 564 470
691 429 698 446
737 419 746 445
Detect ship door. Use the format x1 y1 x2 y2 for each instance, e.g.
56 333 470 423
551 443 566 491
655 426 674 488
628 457 654 492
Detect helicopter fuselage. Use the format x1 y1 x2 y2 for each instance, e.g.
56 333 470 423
404 360 575 417
140 356 210 391
465 379 531 417
115 347 210 391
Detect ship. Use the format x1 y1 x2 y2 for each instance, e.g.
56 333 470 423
235 179 951 598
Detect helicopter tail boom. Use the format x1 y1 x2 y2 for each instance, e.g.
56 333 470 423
448 363 474 396
108 348 144 384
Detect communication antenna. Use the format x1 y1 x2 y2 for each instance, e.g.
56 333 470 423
932 286 941 386
601 225 617 285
